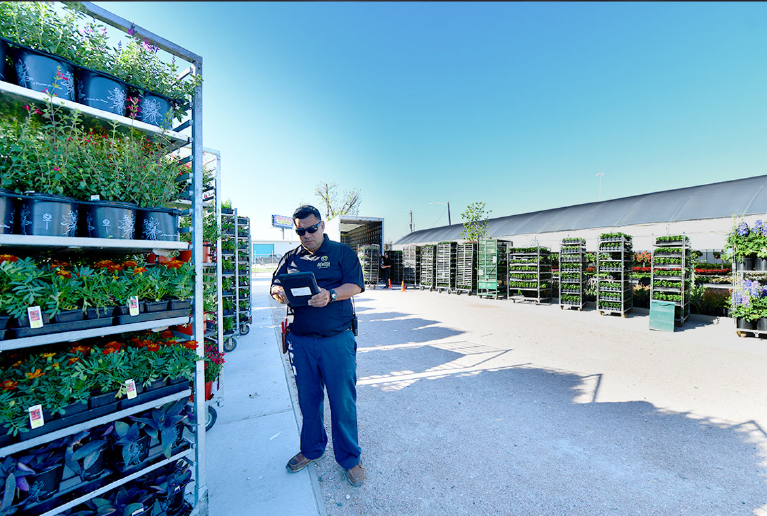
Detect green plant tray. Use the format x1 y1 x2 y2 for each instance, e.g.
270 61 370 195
9 317 112 339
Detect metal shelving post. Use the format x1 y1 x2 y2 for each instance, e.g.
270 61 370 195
559 238 586 310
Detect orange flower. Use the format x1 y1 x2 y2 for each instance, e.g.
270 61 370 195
11 360 22 367
106 264 123 273
183 340 198 350
56 269 72 278
70 345 91 355
160 330 173 339
104 341 122 350
25 369 45 379
102 347 121 355
40 352 56 358
165 260 183 269
67 357 80 365
50 260 70 269
1 380 18 391
147 343 161 352
94 260 115 269
133 267 148 275
0 254 18 263
122 260 138 268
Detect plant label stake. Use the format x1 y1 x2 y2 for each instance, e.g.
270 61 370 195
29 404 44 429
129 296 140 316
28 306 43 328
126 379 137 399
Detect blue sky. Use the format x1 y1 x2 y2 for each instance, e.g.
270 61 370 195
95 2 767 243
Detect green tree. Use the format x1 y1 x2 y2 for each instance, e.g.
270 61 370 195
460 202 492 242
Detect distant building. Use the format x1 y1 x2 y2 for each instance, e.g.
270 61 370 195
394 175 767 252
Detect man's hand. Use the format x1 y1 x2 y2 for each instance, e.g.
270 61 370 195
308 288 331 308
270 285 287 304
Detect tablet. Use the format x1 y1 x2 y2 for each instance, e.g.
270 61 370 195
277 272 321 307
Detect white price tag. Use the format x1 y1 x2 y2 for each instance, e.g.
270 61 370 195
290 287 312 297
90 194 101 201
129 297 140 316
126 379 137 399
478 269 484 276
492 256 497 264
29 405 44 429
27 306 43 329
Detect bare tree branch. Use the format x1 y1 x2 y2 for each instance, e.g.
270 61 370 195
315 182 362 219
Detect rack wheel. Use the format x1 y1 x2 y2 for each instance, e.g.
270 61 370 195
240 324 250 335
419 286 424 291
737 331 747 338
430 287 435 292
206 406 217 431
447 289 452 294
560 306 563 310
578 308 582 312
223 338 237 352
456 290 461 296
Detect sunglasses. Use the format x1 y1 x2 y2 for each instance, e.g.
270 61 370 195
295 222 321 236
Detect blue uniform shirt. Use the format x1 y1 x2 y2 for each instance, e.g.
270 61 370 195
272 235 365 337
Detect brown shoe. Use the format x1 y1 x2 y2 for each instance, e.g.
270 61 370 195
346 460 365 486
286 452 323 473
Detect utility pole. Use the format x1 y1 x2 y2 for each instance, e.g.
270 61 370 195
409 210 414 233
430 201 452 226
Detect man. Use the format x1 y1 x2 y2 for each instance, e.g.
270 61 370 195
270 205 366 486
380 251 392 289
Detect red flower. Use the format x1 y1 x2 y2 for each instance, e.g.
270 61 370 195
160 330 174 339
56 269 73 278
123 260 138 268
133 267 148 275
147 343 161 352
94 260 115 269
0 254 19 263
1 380 18 391
183 340 198 350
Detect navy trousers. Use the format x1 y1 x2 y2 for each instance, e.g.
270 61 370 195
287 329 361 470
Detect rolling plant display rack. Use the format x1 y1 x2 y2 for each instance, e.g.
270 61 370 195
435 241 457 293
389 250 403 287
508 246 552 304
651 235 691 326
559 238 586 310
219 207 240 352
403 245 421 288
477 239 510 300
236 214 252 336
0 3 209 514
597 233 634 317
419 244 437 291
455 242 477 295
358 245 381 288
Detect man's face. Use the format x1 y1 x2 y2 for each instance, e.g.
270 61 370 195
295 214 324 253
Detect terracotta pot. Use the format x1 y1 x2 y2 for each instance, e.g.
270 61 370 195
175 322 194 336
205 380 213 401
179 249 192 262
202 242 211 263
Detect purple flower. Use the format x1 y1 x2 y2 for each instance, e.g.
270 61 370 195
737 222 749 236
734 291 742 306
128 27 134 36
756 220 764 233
750 281 762 297
744 279 752 290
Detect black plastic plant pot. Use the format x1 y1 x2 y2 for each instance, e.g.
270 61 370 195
145 378 167 391
113 434 151 473
18 193 80 237
169 299 192 310
76 67 128 116
0 189 17 234
85 200 137 239
12 46 75 100
0 315 10 330
56 401 88 420
18 464 64 503
86 306 115 319
53 309 85 324
89 390 119 409
14 312 51 328
757 318 767 332
137 207 181 241
0 38 7 82
116 302 146 316
757 258 767 272
736 318 757 331
737 257 755 272
82 451 107 481
134 89 174 127
145 300 169 313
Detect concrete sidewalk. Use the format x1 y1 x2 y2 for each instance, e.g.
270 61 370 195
206 275 324 516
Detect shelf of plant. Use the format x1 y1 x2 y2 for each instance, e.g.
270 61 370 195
0 316 190 351
508 246 551 303
0 81 189 150
651 235 691 325
597 234 633 316
0 234 189 251
0 389 191 457
39 447 193 516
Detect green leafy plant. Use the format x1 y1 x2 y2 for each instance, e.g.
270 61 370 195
460 202 491 242
131 398 187 459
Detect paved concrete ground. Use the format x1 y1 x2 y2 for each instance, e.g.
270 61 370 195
212 276 767 515
206 275 324 516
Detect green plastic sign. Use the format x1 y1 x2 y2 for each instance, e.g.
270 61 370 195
649 299 676 332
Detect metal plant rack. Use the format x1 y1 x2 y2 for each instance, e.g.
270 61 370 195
403 245 421 288
389 250 403 287
597 235 634 317
508 246 552 304
651 236 692 326
0 2 209 513
455 242 477 295
236 214 252 335
419 244 437 291
219 207 241 352
358 244 381 287
436 241 457 293
559 238 586 310
477 239 510 299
